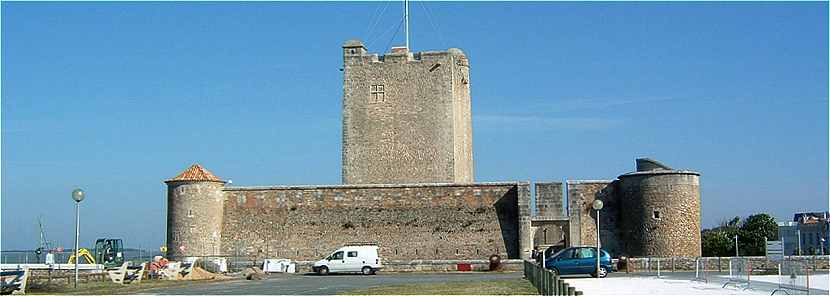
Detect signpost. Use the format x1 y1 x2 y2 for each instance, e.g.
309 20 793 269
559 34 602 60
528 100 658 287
766 239 784 261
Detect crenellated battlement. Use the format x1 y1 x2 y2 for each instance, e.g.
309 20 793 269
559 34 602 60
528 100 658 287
342 39 467 65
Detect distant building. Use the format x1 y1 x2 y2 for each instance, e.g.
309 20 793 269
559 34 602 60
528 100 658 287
778 212 829 255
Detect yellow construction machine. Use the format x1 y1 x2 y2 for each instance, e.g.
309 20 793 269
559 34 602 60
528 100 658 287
67 248 96 264
66 238 124 268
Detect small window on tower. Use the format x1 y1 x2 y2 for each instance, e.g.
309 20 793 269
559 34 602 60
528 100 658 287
370 84 385 103
653 210 661 219
187 209 194 217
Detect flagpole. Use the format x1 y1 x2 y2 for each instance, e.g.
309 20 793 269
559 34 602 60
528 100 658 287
405 0 410 50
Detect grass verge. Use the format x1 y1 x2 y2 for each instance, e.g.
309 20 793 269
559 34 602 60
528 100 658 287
26 278 229 295
341 279 537 295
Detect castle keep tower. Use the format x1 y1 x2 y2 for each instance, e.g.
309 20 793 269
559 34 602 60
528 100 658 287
341 40 474 184
618 158 702 257
165 164 225 259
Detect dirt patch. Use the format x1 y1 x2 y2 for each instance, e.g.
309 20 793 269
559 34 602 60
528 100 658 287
183 267 230 280
242 267 266 280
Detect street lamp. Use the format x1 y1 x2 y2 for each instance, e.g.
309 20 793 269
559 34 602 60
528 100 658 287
592 199 604 278
71 188 85 288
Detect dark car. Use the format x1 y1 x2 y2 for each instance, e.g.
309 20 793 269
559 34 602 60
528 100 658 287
544 246 612 278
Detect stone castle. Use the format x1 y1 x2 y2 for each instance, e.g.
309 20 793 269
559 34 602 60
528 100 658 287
165 41 702 261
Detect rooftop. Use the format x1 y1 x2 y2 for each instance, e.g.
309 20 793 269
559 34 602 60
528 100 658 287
165 164 223 183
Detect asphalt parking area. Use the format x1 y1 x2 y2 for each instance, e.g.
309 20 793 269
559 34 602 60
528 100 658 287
142 272 524 295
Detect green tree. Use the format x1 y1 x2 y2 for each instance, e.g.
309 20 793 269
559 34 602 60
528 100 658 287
725 216 741 227
702 217 741 257
701 229 732 257
701 213 778 257
740 213 778 256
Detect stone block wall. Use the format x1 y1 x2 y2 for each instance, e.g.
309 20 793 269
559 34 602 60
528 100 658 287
517 183 533 260
220 182 527 261
624 256 830 272
535 182 565 219
532 221 568 247
566 181 622 256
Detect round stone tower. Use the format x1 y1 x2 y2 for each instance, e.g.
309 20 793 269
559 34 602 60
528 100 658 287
618 158 701 257
165 164 225 259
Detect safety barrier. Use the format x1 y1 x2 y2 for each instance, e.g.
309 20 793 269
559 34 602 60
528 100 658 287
523 260 583 296
0 269 29 295
639 257 665 278
771 260 812 295
692 257 708 283
722 257 751 290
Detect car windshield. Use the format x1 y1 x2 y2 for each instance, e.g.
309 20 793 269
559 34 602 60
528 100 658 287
547 248 568 259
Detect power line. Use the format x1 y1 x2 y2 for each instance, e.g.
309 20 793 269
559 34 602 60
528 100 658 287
384 17 405 53
367 15 403 50
363 0 392 43
419 1 447 49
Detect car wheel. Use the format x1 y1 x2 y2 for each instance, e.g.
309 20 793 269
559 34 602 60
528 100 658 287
592 266 608 278
318 266 329 275
550 267 560 276
361 266 372 275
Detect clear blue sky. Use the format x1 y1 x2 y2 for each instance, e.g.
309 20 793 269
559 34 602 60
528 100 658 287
2 2 827 250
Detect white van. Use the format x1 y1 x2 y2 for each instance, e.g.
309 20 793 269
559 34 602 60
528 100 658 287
312 245 382 275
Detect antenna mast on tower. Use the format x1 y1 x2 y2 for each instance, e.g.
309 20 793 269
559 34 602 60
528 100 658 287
404 0 410 50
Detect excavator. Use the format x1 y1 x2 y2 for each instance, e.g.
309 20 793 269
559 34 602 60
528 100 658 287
67 238 125 268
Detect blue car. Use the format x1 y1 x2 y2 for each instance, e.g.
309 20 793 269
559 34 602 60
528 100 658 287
544 246 612 278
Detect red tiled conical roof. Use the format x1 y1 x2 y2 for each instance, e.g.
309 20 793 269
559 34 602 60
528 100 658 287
165 164 223 183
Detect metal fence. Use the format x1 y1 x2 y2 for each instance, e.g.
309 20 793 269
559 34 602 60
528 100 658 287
0 249 159 265
771 260 812 295
722 257 751 290
616 256 828 295
523 260 583 296
692 257 709 283
638 257 665 278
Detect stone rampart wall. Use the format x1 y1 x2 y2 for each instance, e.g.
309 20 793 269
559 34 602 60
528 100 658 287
535 182 564 219
220 182 526 261
566 181 622 256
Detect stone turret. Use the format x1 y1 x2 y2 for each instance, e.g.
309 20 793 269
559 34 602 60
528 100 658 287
165 164 225 259
618 158 701 257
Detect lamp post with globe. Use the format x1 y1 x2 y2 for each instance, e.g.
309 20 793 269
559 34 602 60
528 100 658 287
592 199 604 278
71 188 85 288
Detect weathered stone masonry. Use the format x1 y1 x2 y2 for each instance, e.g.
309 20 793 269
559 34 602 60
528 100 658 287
167 181 532 261
341 40 473 185
164 39 703 261
165 165 226 259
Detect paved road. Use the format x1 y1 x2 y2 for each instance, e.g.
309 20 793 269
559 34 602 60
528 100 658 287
141 270 829 295
607 271 829 295
142 272 524 295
